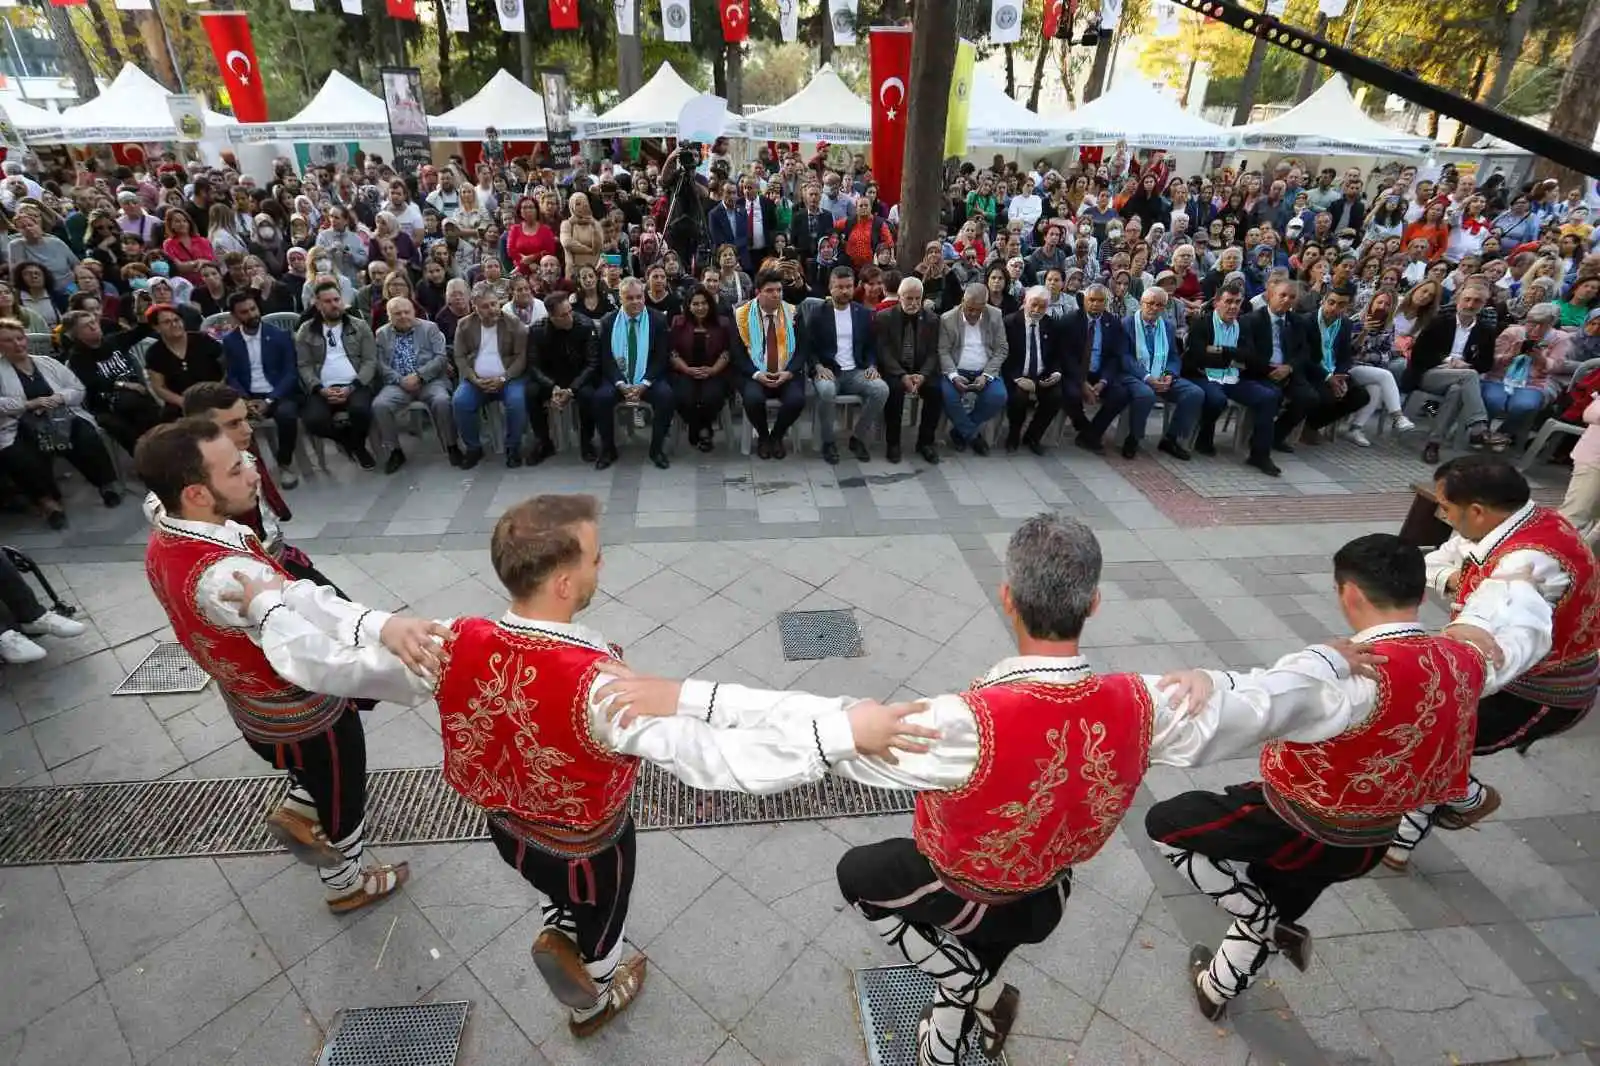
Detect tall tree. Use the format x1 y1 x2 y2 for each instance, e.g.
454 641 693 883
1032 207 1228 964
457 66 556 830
1231 3 1269 123
1004 41 1016 97
1534 0 1600 188
899 2 958 274
84 1 123 73
617 0 643 97
1463 0 1537 144
40 3 98 100
1026 36 1052 110
1292 12 1327 102
433 0 454 109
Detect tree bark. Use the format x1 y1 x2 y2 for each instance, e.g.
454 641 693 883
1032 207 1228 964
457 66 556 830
727 43 744 110
1464 0 1536 145
433 0 454 109
1084 34 1113 101
137 10 180 91
43 4 99 101
1231 34 1269 124
899 5 958 273
1452 54 1488 146
617 0 643 97
1004 42 1016 98
1026 37 1050 110
1535 0 1600 187
712 46 727 97
85 0 123 73
817 9 835 68
518 27 534 87
1293 14 1328 102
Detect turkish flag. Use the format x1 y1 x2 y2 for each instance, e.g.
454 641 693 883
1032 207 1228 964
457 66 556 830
47 0 88 7
720 0 748 42
549 0 578 29
1043 0 1065 39
386 0 417 19
869 27 912 209
200 12 268 123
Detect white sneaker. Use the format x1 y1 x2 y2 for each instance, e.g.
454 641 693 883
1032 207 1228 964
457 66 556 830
1391 414 1416 433
1341 427 1372 447
20 610 85 639
0 629 47 664
278 464 300 489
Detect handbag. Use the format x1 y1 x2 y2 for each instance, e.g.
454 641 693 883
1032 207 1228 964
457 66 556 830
21 404 75 454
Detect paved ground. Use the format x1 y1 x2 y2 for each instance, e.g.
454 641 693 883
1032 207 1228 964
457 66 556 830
1 423 1597 1066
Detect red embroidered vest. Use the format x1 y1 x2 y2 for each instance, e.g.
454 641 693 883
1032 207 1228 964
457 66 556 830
1260 633 1484 846
436 618 639 834
913 674 1154 899
1454 507 1600 709
144 525 345 744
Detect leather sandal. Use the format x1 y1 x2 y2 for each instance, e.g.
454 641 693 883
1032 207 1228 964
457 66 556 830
264 807 346 868
533 929 601 1009
976 982 1020 1057
568 955 648 1038
326 862 410 914
1433 785 1501 830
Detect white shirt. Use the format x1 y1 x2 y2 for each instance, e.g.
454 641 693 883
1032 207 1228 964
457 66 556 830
503 298 548 329
319 325 358 387
1448 317 1476 361
1023 317 1044 377
1008 193 1043 229
833 305 856 373
241 327 269 395
957 318 988 374
1425 500 1574 612
747 198 765 247
473 323 505 380
390 201 425 238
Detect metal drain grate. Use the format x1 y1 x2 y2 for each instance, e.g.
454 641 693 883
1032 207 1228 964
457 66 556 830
777 608 865 661
0 764 913 865
854 965 1007 1066
112 642 212 696
318 1001 469 1066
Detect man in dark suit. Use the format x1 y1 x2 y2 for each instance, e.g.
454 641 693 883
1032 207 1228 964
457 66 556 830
806 266 889 464
740 174 779 269
597 278 675 470
1067 284 1137 455
1239 277 1325 455
731 269 808 459
789 182 835 265
222 290 302 484
875 275 943 464
1002 288 1069 454
1275 282 1370 448
1404 280 1504 463
525 291 605 462
1183 279 1283 476
706 182 751 274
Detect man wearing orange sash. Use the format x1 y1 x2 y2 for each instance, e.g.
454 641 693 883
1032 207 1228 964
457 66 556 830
1385 455 1600 868
1145 533 1550 1021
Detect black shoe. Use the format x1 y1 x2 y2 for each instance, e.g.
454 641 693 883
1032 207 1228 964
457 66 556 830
1189 945 1227 1021
528 439 553 466
970 434 990 456
595 448 617 471
773 438 788 459
1271 439 1295 454
886 444 902 463
384 448 407 475
353 445 376 470
757 438 773 460
1075 433 1104 454
1246 452 1282 477
1158 437 1192 461
1121 437 1139 459
848 437 870 462
1195 434 1217 457
1005 438 1020 454
917 444 940 464
650 449 670 470
949 430 968 453
1422 442 1441 464
447 445 465 468
580 441 597 463
100 489 122 508
506 452 524 469
1272 921 1312 972
1026 439 1045 457
696 433 715 453
460 447 484 470
822 442 840 465
45 510 66 530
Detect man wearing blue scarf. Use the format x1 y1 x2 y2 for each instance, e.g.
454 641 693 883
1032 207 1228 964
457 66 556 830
597 279 675 470
1114 287 1201 461
1184 280 1284 477
1275 282 1370 448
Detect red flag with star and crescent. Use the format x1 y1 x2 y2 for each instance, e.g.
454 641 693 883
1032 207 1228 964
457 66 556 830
1043 0 1066 39
549 0 579 29
199 12 268 124
387 0 419 20
869 27 913 209
720 0 749 41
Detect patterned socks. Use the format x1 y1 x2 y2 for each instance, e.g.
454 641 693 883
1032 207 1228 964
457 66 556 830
858 907 990 1066
318 819 366 897
1155 842 1280 1006
570 939 624 1023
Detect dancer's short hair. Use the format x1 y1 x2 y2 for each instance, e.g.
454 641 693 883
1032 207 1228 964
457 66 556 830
1332 534 1425 610
491 494 601 598
136 417 225 513
1005 513 1101 640
1433 455 1531 513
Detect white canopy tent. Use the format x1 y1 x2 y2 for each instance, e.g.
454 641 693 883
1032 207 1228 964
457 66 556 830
1063 80 1235 150
744 64 871 142
3 97 64 142
430 69 551 139
1234 77 1431 156
230 70 388 144
580 63 745 140
44 64 234 143
967 74 1071 147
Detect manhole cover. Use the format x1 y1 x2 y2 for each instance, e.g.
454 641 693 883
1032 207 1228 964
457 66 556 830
777 608 864 661
317 1001 469 1066
854 965 1006 1066
112 642 211 696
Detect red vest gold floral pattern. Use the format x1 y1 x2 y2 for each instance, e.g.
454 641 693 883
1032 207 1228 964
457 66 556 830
913 674 1153 897
436 618 639 832
1260 633 1483 845
144 525 345 744
1454 507 1600 709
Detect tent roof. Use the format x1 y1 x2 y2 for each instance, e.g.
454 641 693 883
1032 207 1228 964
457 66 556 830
1064 79 1235 149
3 97 61 131
1235 76 1431 155
967 74 1070 147
232 70 388 143
581 63 744 139
49 64 234 143
744 65 871 142
431 69 548 139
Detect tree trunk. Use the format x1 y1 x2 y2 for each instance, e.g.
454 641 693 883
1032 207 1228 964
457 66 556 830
1465 0 1537 145
712 46 727 98
1231 34 1269 124
1293 14 1328 102
434 0 454 109
518 27 534 87
818 10 834 68
1004 42 1016 98
137 11 180 91
899 5 958 273
1453 54 1488 146
1084 34 1113 101
86 1 123 73
43 4 99 101
617 0 643 97
1535 0 1600 187
1026 37 1050 110
725 43 744 110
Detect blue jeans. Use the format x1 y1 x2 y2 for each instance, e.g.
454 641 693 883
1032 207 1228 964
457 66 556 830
1197 378 1283 457
939 371 1008 442
1090 376 1158 443
453 377 527 451
1481 380 1546 438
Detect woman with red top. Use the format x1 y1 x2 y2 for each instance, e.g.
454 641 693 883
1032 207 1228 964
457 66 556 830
505 195 559 276
1402 201 1451 262
667 286 731 451
837 197 893 271
161 209 215 285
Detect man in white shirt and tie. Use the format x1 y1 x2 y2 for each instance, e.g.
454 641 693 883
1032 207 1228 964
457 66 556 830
1001 287 1067 454
294 281 377 470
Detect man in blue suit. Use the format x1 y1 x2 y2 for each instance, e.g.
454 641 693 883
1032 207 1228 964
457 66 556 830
1120 287 1206 460
706 181 751 273
1071 284 1139 457
807 266 890 464
222 290 303 486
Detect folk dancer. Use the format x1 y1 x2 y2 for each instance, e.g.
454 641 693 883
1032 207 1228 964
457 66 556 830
1146 533 1550 1020
603 514 1408 1066
135 419 447 912
223 493 936 1038
1385 455 1600 869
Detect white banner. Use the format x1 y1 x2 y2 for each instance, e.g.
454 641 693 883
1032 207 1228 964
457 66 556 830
1265 0 1287 14
288 0 315 10
829 0 858 45
614 0 635 34
1154 0 1179 36
777 0 797 41
443 0 468 30
167 94 207 141
660 0 690 41
989 0 1021 43
114 0 153 9
340 0 362 13
497 0 525 32
1317 0 1348 15
1099 0 1123 29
